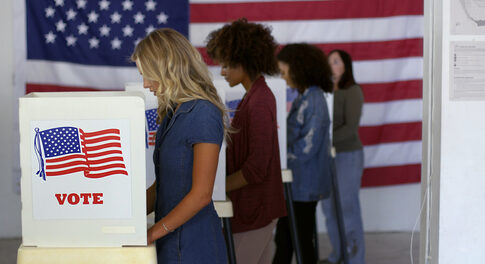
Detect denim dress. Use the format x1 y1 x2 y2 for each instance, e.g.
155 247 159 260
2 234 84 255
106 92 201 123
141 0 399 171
153 99 227 264
287 86 333 201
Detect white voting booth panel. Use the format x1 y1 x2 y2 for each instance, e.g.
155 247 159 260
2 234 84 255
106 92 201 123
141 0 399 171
214 78 288 169
125 83 226 201
19 92 147 247
124 84 158 190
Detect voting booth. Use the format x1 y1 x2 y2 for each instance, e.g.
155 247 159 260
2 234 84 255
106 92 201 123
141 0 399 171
17 92 154 263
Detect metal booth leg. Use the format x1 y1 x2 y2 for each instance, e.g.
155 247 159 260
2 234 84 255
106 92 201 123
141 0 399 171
282 169 303 264
215 198 237 264
222 217 237 264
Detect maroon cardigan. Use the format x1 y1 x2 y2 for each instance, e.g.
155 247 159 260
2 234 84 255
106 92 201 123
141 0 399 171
227 76 287 233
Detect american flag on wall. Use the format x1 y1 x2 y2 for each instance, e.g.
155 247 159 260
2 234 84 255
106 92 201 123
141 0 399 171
34 126 128 180
20 0 188 93
16 0 423 187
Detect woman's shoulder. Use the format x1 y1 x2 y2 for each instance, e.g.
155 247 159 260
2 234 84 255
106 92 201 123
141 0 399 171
307 86 325 96
306 86 326 103
347 84 363 96
343 84 361 92
305 88 329 115
339 84 362 96
340 84 364 106
181 100 222 123
347 84 361 90
249 84 276 108
252 79 272 95
192 99 220 113
188 100 223 127
185 100 224 144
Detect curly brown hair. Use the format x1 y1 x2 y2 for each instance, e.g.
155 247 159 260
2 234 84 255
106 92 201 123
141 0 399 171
205 18 278 80
277 43 333 94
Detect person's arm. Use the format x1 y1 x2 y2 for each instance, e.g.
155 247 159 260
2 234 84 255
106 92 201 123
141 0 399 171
226 170 248 192
333 86 364 144
227 101 276 192
287 95 330 168
146 182 156 215
147 143 219 244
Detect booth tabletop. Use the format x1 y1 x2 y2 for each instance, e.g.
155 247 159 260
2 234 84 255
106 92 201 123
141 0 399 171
17 244 156 264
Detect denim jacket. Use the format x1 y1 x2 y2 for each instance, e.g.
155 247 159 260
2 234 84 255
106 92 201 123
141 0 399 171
287 86 332 201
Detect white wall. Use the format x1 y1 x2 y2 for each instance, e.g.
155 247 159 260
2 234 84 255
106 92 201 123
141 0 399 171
0 0 22 238
422 0 485 263
317 183 421 233
436 0 485 262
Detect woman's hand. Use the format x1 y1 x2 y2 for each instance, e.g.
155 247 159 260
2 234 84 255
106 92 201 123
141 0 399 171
147 227 155 245
226 170 248 192
145 143 220 244
147 226 158 245
146 182 156 215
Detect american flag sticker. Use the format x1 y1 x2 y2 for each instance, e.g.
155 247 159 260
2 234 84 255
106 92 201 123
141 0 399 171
33 124 129 181
145 108 158 147
30 119 133 220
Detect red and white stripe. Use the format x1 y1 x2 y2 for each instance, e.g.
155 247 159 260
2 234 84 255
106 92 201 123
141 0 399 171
148 131 156 146
81 129 129 178
189 0 423 187
45 153 88 177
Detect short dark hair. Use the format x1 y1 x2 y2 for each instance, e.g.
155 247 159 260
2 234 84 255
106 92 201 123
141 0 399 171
277 43 333 93
329 49 357 90
205 18 278 80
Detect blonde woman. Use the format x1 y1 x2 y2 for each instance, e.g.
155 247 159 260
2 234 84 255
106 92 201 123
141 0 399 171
132 28 228 263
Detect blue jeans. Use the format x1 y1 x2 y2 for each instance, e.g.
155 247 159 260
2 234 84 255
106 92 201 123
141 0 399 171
321 149 365 264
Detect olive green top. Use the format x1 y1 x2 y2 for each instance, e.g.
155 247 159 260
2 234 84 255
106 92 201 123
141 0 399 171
333 84 364 153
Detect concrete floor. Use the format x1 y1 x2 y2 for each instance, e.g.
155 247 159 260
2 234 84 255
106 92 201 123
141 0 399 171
318 232 420 264
0 238 21 264
1 232 419 264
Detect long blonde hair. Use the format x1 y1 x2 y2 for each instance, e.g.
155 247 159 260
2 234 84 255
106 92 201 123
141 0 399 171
131 28 231 138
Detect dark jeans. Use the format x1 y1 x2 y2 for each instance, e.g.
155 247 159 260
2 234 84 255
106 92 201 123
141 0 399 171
273 201 318 264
